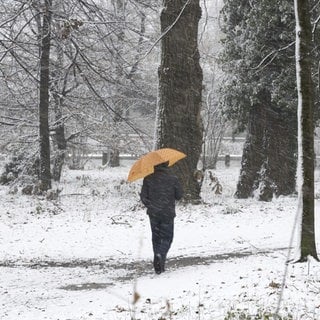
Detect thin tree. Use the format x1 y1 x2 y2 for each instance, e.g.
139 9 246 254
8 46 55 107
156 0 203 202
294 0 319 261
38 0 53 191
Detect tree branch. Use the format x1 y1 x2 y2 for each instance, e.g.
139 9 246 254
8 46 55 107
251 41 295 73
140 0 191 61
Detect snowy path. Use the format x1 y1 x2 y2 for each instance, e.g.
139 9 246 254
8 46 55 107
0 245 290 280
1 246 319 320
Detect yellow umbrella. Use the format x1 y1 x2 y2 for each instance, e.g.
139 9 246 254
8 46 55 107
127 148 186 182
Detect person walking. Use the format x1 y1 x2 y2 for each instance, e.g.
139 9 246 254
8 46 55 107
140 161 183 274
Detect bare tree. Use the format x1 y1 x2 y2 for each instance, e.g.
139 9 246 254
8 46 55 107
202 76 227 170
0 0 158 184
38 0 53 191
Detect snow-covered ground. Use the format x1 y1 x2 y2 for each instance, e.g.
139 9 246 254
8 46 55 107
1 162 320 319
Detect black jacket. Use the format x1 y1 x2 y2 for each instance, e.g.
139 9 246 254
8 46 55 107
140 166 183 220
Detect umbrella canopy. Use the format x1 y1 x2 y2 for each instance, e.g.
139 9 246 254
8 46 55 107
127 148 186 182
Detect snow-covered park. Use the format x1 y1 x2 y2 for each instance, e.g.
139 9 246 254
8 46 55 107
1 161 320 320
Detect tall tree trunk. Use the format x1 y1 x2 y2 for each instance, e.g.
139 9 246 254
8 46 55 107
156 0 203 202
294 0 318 261
110 0 127 167
235 90 267 199
39 0 52 191
266 107 297 197
236 89 297 201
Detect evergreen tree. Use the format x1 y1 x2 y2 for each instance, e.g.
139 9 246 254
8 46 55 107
219 0 298 200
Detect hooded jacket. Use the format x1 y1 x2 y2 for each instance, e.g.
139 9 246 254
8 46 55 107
140 164 183 220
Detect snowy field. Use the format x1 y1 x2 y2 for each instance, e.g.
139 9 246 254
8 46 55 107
1 161 320 319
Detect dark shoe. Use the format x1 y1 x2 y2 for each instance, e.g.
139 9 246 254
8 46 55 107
161 254 167 272
154 254 162 274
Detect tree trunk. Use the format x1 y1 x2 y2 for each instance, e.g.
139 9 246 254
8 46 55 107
236 89 297 201
51 32 67 182
235 90 267 199
266 107 297 197
52 109 66 181
38 0 52 191
156 0 203 202
109 0 126 168
294 0 318 261
109 149 120 167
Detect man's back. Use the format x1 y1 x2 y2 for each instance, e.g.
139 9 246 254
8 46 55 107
140 165 183 219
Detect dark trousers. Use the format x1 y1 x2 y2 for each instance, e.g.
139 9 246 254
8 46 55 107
149 216 174 262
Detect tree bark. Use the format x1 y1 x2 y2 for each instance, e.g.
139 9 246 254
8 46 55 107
265 107 297 197
236 88 297 201
52 106 66 182
51 33 67 182
294 0 318 261
235 90 268 199
39 0 52 191
156 0 203 202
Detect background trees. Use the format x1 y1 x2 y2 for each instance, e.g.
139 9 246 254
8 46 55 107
1 0 207 200
2 0 320 211
0 0 158 189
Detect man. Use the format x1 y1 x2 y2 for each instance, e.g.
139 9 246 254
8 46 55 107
140 161 183 274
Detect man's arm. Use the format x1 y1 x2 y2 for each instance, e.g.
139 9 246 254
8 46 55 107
140 179 151 207
175 178 183 200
